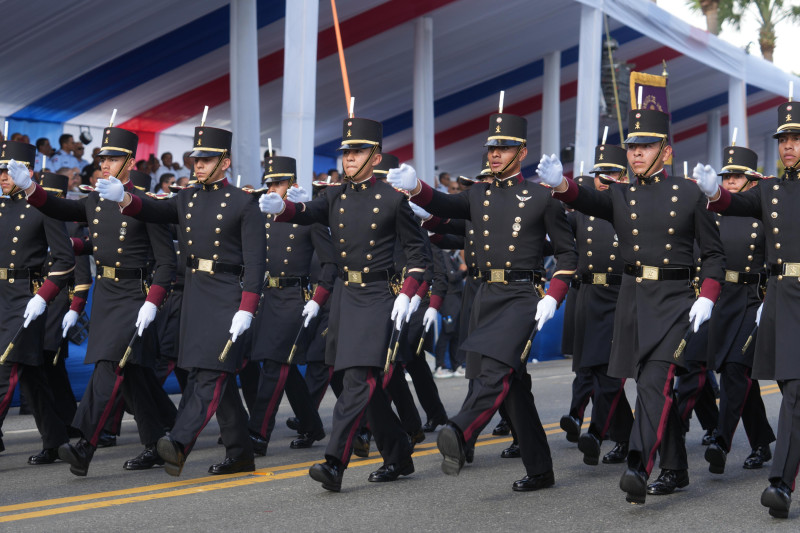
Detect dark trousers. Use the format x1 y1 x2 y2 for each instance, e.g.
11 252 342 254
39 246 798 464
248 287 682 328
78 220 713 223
451 355 552 476
305 362 334 408
324 366 410 468
716 362 775 452
154 356 188 392
569 367 594 423
247 360 323 440
0 363 68 449
383 365 421 435
676 360 719 433
586 364 634 443
238 360 261 415
627 361 687 476
73 361 175 448
43 346 77 429
170 368 252 460
405 355 447 423
435 327 462 369
770 379 800 489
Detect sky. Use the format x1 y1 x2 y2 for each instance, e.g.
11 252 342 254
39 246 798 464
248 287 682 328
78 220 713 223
658 0 800 75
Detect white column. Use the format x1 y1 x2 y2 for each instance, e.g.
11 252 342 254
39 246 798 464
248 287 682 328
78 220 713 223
281 0 319 190
764 134 779 177
707 109 722 170
412 17 435 185
229 0 261 187
728 77 749 149
541 51 561 158
573 5 603 174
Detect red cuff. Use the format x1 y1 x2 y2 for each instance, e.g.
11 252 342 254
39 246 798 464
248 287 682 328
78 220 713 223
36 279 61 303
27 183 48 207
312 285 331 306
274 200 296 222
550 178 579 203
429 234 443 245
71 237 84 255
70 296 87 313
421 216 442 231
545 278 569 305
239 291 260 313
121 193 143 216
400 276 421 298
707 187 730 212
145 284 168 306
412 181 434 207
415 281 429 298
429 294 443 310
699 278 721 303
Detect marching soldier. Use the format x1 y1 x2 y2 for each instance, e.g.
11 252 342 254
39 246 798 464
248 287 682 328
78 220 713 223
0 142 75 461
98 123 266 476
11 127 178 476
542 108 725 504
389 111 578 491
246 155 335 456
259 116 427 491
694 100 799 518
700 144 775 476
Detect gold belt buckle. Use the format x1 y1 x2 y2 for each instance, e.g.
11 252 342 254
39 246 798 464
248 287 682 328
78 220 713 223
784 263 800 277
268 277 279 288
102 266 116 279
348 271 363 284
489 269 505 283
641 266 659 281
196 258 214 273
725 270 740 283
0 268 6 280
592 273 607 285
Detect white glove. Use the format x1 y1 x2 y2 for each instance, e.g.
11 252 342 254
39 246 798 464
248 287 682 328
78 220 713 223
422 307 439 332
8 159 32 190
62 310 79 338
387 163 418 191
391 293 411 331
259 192 284 214
689 296 714 333
96 176 125 203
536 154 565 188
134 301 157 336
406 295 422 322
229 310 254 342
23 294 47 327
693 163 719 198
410 202 431 220
756 302 763 326
302 300 320 327
534 295 557 331
287 184 310 203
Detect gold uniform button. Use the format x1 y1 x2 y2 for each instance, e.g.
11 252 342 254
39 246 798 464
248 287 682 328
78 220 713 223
672 184 679 190
663 258 670 264
375 194 381 200
610 254 616 260
632 229 638 236
505 261 512 267
514 217 521 223
214 241 220 247
669 211 676 217
226 193 231 197
633 245 640 251
630 186 637 192
93 246 98 252
363 267 370 273
339 208 345 213
587 251 592 256
265 223 270 228
772 198 778 205
588 264 594 270
119 236 125 242
369 240 375 246
486 261 492 267
518 203 525 208
340 223 345 228
186 214 191 219
587 238 592 244
92 219 99 225
484 230 489 236
773 228 779 234
668 228 675 235
484 244 490 250
373 207 379 213
636 260 641 266
751 233 757 238
370 223 377 229
775 243 781 249
95 206 101 212
286 247 292 252
483 215 489 221
774 184 780 190
469 230 475 235
589 216 595 221
341 194 346 200
213 254 219 260
636 277 642 283
485 190 491 196
665 244 672 250
283 259 289 264
483 200 490 206
341 251 346 257
771 212 778 219
117 248 123 253
188 240 192 246
10 250 15 255
512 232 518 237
631 213 637 220
509 245 515 252
629 200 635 206
748 255 754 260
587 226 593 232
366 254 373 260
745 266 751 272
671 196 678 203
289 234 295 239
217 214 223 220
12 237 17 243
186 227 191 232
93 232 98 238
752 222 758 228
188 202 194 207
340 238 345 244
115 262 121 267
221 202 227 207
750 244 755 250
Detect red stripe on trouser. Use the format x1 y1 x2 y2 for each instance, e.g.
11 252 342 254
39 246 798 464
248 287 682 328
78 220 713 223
161 360 177 386
382 365 395 390
315 367 334 409
599 378 627 440
0 364 20 419
680 366 706 422
341 369 377 464
462 369 513 443
259 364 290 437
185 372 227 454
89 367 125 448
644 364 677 476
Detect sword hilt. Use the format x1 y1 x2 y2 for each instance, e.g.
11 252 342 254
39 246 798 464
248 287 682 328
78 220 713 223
219 339 234 362
673 339 687 360
119 346 133 368
52 346 62 366
415 335 425 357
520 340 532 363
0 342 14 365
287 344 298 365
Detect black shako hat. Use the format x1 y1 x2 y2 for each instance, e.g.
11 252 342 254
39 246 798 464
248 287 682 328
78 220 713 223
190 126 232 158
262 156 296 183
0 140 36 169
129 170 152 191
590 144 628 174
624 109 670 145
98 127 138 158
485 113 527 147
718 146 758 178
373 153 399 175
338 118 382 151
773 101 800 138
40 171 69 196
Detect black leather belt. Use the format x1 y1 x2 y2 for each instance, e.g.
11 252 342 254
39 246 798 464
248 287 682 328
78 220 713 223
623 264 692 281
0 268 40 280
467 266 481 278
769 263 800 277
186 257 243 276
97 265 147 280
267 275 310 288
581 272 623 285
724 270 763 285
338 268 394 285
480 269 542 284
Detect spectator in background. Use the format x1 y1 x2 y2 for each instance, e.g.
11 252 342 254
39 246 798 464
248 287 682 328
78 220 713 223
157 173 176 194
327 168 340 183
135 159 148 172
174 151 193 180
81 147 101 185
56 166 81 192
34 137 55 172
436 172 452 193
50 134 80 172
72 142 90 170
20 134 30 144
10 132 23 141
88 168 102 188
147 154 161 191
447 180 461 195
176 176 189 187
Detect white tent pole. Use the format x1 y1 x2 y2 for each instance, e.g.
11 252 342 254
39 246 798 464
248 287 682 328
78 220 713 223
281 0 319 189
541 50 561 159
573 5 602 176
728 77 749 149
707 109 722 171
230 0 261 187
413 16 435 185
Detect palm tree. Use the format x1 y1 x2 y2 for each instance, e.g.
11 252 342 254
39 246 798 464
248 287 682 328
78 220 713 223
687 0 724 34
720 1 800 62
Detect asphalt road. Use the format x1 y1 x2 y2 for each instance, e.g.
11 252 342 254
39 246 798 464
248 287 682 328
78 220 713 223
0 358 793 531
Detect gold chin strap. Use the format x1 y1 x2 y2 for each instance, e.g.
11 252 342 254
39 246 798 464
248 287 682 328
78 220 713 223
492 144 525 178
632 139 666 179
200 151 227 184
344 145 377 182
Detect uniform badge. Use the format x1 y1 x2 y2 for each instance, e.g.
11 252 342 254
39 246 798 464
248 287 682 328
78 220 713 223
346 129 352 137
512 223 521 231
515 194 531 203
599 154 604 160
